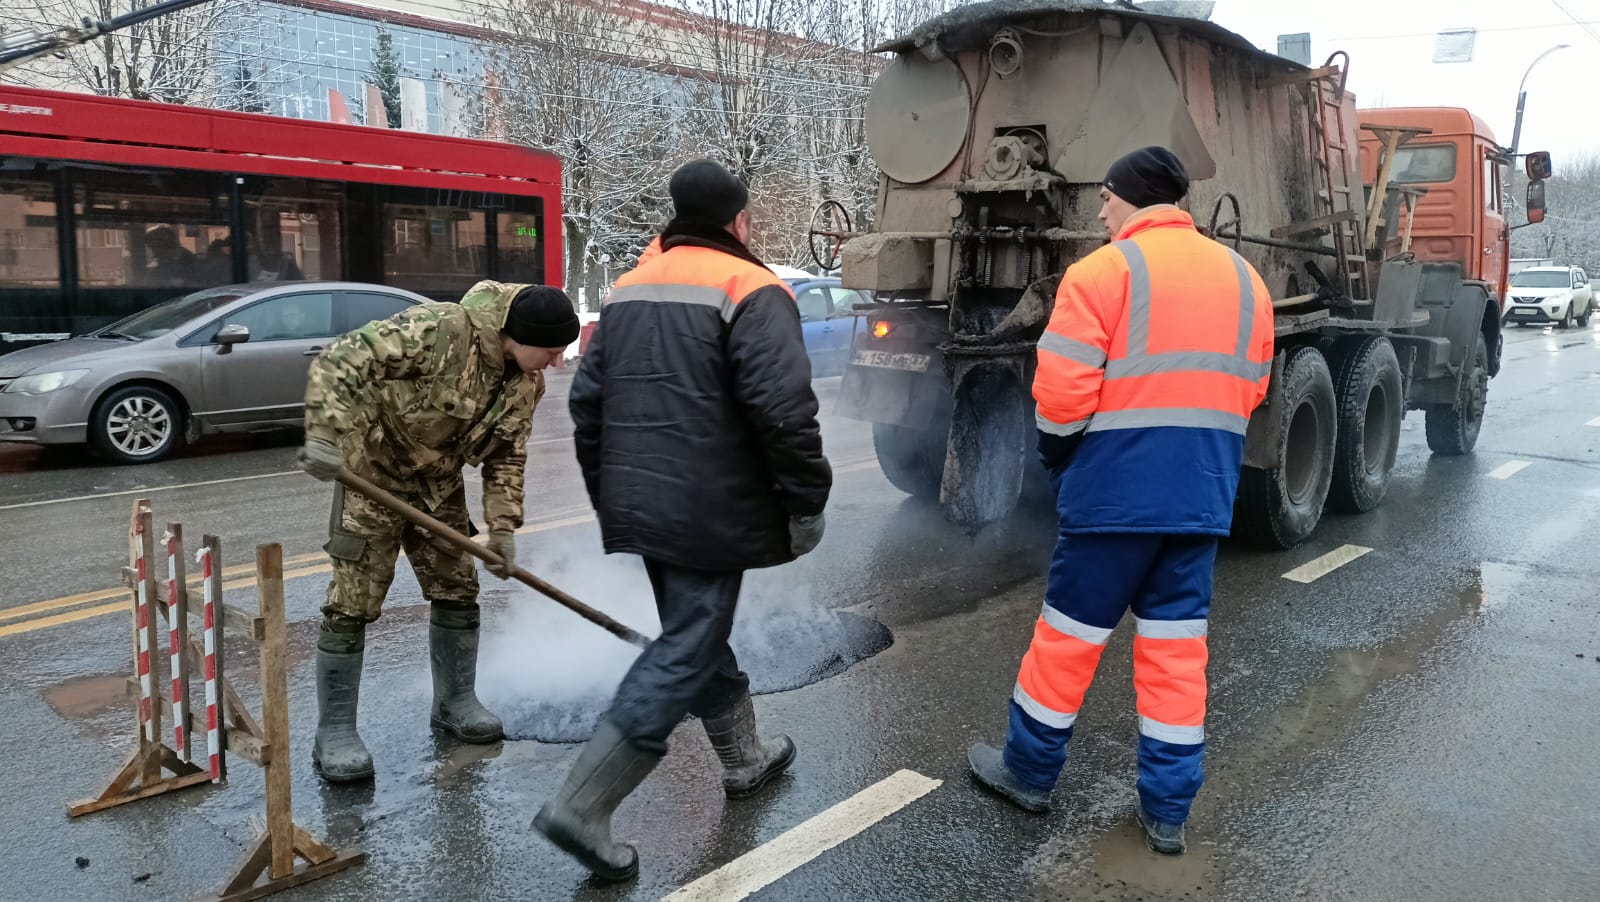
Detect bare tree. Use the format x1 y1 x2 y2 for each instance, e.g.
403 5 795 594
479 0 689 306
1509 152 1600 273
0 0 258 105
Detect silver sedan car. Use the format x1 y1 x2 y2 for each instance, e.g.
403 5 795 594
0 282 429 463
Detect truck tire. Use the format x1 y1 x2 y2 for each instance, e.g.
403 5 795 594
1233 346 1337 550
873 422 944 500
1327 336 1403 514
1424 330 1488 456
89 384 185 464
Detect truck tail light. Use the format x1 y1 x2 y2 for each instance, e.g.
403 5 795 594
871 320 892 339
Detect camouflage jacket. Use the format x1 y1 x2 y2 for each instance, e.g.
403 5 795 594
304 281 545 532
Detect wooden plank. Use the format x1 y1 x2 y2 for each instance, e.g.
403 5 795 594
135 682 268 766
167 523 192 762
204 848 366 902
1270 209 1357 238
218 834 272 896
293 826 337 865
256 544 295 881
66 768 212 817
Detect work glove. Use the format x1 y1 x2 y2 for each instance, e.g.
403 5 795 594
486 530 516 579
297 435 342 482
789 512 825 557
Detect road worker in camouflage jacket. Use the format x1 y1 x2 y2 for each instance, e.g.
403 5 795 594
297 281 580 783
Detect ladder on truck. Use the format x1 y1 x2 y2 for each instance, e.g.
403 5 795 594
1273 51 1369 301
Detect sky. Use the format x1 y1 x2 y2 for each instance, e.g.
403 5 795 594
1206 0 1599 163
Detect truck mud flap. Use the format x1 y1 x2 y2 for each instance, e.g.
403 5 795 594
941 357 1028 533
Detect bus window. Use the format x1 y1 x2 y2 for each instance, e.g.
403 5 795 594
380 188 488 297
0 176 59 289
73 169 232 290
1387 144 1457 184
243 178 342 282
497 197 546 285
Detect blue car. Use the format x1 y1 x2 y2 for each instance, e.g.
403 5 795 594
772 267 868 376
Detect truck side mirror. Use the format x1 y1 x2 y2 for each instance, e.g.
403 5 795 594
1526 179 1546 224
1525 151 1552 180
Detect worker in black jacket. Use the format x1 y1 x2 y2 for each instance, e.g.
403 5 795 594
534 159 832 882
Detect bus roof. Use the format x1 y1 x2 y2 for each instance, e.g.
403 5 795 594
1357 107 1500 145
0 85 560 191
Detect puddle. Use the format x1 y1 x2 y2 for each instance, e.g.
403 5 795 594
45 672 130 718
1050 820 1219 901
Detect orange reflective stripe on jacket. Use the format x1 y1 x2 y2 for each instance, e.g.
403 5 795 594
608 244 792 317
1034 206 1274 437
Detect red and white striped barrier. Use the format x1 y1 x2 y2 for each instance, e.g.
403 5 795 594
134 517 155 744
198 546 222 783
166 530 187 759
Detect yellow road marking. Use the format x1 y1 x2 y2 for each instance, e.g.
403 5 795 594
0 601 128 638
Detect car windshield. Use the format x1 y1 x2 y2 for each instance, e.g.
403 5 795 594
92 288 248 340
1511 271 1572 288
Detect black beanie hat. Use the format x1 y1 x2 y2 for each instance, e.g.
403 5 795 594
669 159 749 227
1103 146 1190 209
503 285 579 348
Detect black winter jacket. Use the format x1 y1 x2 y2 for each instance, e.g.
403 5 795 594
569 226 832 572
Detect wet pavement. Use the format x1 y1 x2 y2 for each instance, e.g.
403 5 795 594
2 328 1599 901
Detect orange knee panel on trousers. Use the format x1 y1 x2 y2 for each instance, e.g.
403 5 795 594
1017 615 1109 718
1132 634 1208 727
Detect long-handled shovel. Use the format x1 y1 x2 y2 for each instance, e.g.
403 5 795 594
335 467 651 649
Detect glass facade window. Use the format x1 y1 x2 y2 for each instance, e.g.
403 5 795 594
383 196 487 295
242 177 342 281
0 177 59 289
73 170 232 290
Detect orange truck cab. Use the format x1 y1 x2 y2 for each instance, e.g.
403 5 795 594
1357 108 1510 311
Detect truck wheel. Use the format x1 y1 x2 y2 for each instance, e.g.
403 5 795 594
1233 347 1337 550
1424 331 1488 456
89 384 185 464
872 422 944 500
1327 337 1403 514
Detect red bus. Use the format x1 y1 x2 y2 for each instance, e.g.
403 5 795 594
0 85 561 352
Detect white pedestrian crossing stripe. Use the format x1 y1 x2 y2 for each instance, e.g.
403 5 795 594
1487 460 1533 480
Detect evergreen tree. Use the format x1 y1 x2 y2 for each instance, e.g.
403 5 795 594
370 31 405 128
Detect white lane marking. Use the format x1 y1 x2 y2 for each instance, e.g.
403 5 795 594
662 769 942 902
0 470 299 512
1487 460 1533 480
1586 416 1600 427
1282 544 1373 584
529 436 573 447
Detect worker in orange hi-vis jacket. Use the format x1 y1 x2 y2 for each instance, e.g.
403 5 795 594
968 146 1274 856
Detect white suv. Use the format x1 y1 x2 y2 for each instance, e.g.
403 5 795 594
1504 266 1593 328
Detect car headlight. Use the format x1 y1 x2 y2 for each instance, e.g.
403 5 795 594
4 369 89 395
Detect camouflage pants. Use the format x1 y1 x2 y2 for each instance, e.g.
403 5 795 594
321 482 479 626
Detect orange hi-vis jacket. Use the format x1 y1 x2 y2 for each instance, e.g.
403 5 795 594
1034 205 1274 534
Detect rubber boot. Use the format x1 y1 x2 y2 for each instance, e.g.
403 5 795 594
533 720 662 882
313 648 375 783
1136 803 1187 855
702 694 796 798
428 622 504 743
967 743 1051 813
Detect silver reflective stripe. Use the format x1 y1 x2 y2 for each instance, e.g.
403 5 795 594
1085 407 1249 435
1115 240 1152 358
1038 331 1107 369
1228 249 1256 357
603 283 737 321
1134 617 1208 640
1013 682 1078 730
1140 717 1204 745
1105 352 1271 381
1036 410 1090 436
1041 605 1116 645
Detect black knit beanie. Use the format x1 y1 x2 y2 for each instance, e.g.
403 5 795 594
1103 146 1190 209
669 159 749 227
502 286 579 348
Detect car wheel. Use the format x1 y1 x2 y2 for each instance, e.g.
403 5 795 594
1580 301 1593 328
90 385 185 464
1558 305 1573 329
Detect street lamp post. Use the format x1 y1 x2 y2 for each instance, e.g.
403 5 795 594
1509 43 1569 156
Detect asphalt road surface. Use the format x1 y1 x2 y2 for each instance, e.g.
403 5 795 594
2 327 1598 902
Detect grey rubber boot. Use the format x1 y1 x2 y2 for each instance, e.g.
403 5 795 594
313 648 375 783
1136 803 1187 855
702 694 796 798
428 622 504 744
967 743 1051 813
533 720 662 882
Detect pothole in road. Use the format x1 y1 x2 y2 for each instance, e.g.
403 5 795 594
482 607 893 744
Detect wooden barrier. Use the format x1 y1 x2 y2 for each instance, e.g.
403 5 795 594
69 500 364 901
